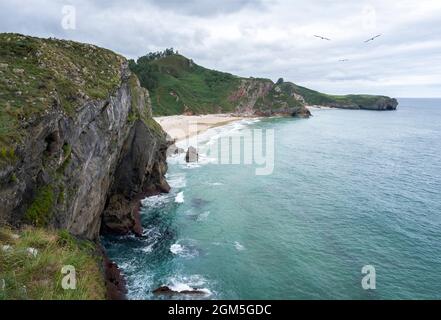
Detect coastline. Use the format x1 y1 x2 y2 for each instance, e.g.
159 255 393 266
154 114 246 142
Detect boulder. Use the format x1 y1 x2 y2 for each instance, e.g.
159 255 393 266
185 146 198 163
153 286 206 295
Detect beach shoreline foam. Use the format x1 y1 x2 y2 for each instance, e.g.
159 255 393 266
154 114 246 142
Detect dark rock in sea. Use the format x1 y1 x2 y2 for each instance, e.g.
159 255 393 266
186 146 199 163
153 286 206 295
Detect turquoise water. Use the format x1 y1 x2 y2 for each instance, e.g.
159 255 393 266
103 99 441 300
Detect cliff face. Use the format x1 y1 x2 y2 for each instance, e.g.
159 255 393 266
129 52 397 117
285 83 398 111
230 79 311 117
0 34 169 240
326 96 398 110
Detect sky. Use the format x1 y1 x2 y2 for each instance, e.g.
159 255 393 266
1 0 440 97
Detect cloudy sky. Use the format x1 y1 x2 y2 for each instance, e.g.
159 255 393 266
1 0 440 97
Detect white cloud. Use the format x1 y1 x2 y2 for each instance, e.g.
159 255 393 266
1 0 440 97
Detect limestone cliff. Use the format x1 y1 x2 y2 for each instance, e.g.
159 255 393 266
0 34 169 239
230 79 311 117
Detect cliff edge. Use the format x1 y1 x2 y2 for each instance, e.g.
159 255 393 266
0 33 169 240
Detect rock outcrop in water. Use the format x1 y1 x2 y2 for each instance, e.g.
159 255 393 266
0 34 169 240
185 146 199 163
153 285 206 295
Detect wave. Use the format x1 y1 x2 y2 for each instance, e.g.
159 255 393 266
234 241 246 251
167 274 213 296
170 240 200 258
170 243 185 255
175 192 184 203
166 172 187 188
173 118 260 167
207 182 223 186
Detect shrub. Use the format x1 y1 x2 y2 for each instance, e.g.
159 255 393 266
24 185 55 227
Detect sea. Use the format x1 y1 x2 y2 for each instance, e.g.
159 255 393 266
102 98 441 299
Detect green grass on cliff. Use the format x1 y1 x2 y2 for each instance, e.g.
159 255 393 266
129 53 242 115
287 83 388 107
24 185 55 228
130 52 390 116
0 226 106 300
0 33 123 149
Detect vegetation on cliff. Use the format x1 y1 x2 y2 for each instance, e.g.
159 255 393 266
0 33 124 150
287 83 395 109
129 51 241 115
0 226 106 300
129 50 397 116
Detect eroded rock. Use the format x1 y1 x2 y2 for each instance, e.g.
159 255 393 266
185 146 198 163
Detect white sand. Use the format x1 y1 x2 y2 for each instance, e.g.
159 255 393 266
306 105 333 111
154 114 244 142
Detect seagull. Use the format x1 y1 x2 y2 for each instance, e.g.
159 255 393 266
364 34 382 43
314 35 331 41
339 59 349 62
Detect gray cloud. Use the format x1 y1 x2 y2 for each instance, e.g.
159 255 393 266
0 0 440 97
143 0 267 16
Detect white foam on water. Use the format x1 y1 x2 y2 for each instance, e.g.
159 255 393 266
141 193 174 208
140 244 154 253
128 273 155 300
166 172 187 188
175 192 184 203
174 118 261 168
170 243 185 255
168 275 213 296
208 182 223 186
234 241 246 251
170 240 200 258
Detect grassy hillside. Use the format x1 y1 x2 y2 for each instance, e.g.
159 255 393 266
129 53 242 115
288 83 390 107
0 226 106 300
0 33 123 153
130 50 396 115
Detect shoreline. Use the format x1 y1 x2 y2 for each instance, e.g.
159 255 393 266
306 105 333 111
154 114 246 142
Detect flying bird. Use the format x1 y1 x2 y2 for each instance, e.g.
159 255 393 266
314 35 331 41
339 59 349 62
364 34 382 43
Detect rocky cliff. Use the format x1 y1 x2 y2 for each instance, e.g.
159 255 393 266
285 83 398 111
129 51 397 116
229 78 311 117
128 53 311 117
0 34 169 240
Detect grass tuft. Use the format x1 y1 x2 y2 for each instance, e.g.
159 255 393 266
24 185 55 227
0 226 106 300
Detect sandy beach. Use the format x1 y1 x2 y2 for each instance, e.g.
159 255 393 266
154 114 245 141
306 105 333 111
